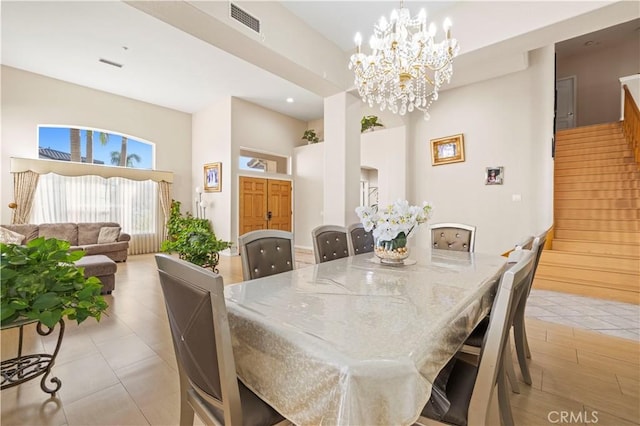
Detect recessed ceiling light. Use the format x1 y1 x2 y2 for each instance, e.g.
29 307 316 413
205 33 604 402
286 97 294 103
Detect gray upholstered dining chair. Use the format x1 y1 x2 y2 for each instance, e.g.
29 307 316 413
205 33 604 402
430 223 476 252
311 225 349 264
460 236 535 398
155 254 289 426
417 249 536 426
512 228 549 384
238 230 294 281
346 223 375 256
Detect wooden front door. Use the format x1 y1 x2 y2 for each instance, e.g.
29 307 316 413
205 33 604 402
267 179 292 231
239 177 291 234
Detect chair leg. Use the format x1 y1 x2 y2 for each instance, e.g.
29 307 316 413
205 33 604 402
513 317 532 385
497 365 515 426
505 336 520 394
523 327 531 359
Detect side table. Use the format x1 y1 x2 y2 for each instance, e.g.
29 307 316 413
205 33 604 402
0 318 64 395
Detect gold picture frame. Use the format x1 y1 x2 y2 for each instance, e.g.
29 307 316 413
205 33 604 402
204 162 222 192
430 134 465 166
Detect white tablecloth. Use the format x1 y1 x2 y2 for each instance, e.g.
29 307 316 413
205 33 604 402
225 250 506 425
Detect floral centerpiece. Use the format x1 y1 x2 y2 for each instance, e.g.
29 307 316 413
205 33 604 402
356 200 433 264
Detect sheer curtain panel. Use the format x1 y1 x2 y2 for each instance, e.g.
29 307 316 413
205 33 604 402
32 173 161 254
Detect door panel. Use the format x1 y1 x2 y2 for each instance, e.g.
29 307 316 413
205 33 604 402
556 77 575 130
239 177 292 234
239 177 268 234
268 179 292 231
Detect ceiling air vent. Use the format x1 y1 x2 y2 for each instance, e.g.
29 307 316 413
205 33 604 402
230 3 260 33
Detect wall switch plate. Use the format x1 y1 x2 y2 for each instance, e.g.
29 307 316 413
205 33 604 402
512 194 522 202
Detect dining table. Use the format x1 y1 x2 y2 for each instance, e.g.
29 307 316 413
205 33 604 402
224 249 507 426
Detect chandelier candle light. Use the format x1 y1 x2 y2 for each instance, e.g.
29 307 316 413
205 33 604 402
348 3 459 119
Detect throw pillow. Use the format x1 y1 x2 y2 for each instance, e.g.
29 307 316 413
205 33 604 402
0 227 25 244
97 226 121 244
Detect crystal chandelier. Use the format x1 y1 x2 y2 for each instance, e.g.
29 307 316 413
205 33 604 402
348 3 459 120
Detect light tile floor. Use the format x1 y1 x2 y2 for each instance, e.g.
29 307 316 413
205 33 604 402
527 289 640 341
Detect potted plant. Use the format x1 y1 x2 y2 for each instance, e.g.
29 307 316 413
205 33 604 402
301 129 319 144
1 238 109 328
361 115 384 133
161 200 232 273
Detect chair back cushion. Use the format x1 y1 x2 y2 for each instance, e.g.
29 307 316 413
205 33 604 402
430 223 476 252
347 223 374 255
243 236 294 280
155 255 225 401
312 225 349 263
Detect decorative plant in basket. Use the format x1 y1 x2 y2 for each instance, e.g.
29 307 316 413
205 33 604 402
361 115 384 133
1 237 108 328
161 200 232 273
302 129 320 144
356 200 433 264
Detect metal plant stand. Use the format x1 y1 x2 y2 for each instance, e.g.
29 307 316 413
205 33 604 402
1 318 65 395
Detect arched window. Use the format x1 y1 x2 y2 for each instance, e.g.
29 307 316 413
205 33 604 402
38 126 154 169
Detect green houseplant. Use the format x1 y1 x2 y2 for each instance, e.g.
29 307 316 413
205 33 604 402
1 238 108 328
301 129 319 144
361 115 384 133
161 200 232 273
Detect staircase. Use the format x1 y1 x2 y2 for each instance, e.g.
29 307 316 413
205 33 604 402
534 122 640 304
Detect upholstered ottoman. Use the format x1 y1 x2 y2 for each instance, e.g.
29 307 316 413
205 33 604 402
75 255 117 294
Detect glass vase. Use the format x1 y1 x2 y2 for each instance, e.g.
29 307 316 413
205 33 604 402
374 234 410 265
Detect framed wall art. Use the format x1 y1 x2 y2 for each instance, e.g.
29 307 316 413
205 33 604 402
485 167 504 185
204 162 222 192
430 134 465 166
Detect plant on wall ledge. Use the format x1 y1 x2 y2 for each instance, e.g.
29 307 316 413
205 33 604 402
361 115 384 133
302 129 320 144
161 200 232 273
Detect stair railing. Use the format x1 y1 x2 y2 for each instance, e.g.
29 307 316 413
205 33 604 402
622 85 640 167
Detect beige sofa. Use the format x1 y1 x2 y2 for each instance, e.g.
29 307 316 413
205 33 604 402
2 222 130 262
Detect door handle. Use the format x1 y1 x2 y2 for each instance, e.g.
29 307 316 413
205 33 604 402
267 211 273 220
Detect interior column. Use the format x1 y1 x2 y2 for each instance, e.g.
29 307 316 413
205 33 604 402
323 92 361 226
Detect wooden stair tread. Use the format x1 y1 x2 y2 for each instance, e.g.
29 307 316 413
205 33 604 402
550 121 639 304
535 268 637 291
533 278 639 304
541 250 640 273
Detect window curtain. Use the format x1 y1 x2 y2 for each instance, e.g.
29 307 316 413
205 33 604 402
11 170 40 224
32 173 161 254
158 180 172 241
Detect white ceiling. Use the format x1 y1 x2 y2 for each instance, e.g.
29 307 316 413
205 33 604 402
1 1 637 123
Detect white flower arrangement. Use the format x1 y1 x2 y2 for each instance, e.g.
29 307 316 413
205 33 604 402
356 199 433 242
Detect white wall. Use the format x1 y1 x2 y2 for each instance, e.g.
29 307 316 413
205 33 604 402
293 143 324 249
410 46 555 254
557 37 640 126
230 98 306 247
0 66 192 224
192 98 233 244
361 126 408 206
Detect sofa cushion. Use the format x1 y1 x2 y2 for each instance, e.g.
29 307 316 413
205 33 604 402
98 226 121 244
38 223 78 245
78 222 121 245
81 241 129 255
0 227 25 244
1 224 39 243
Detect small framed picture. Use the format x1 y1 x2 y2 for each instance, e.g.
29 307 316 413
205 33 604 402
204 162 222 192
430 134 465 166
485 167 504 185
